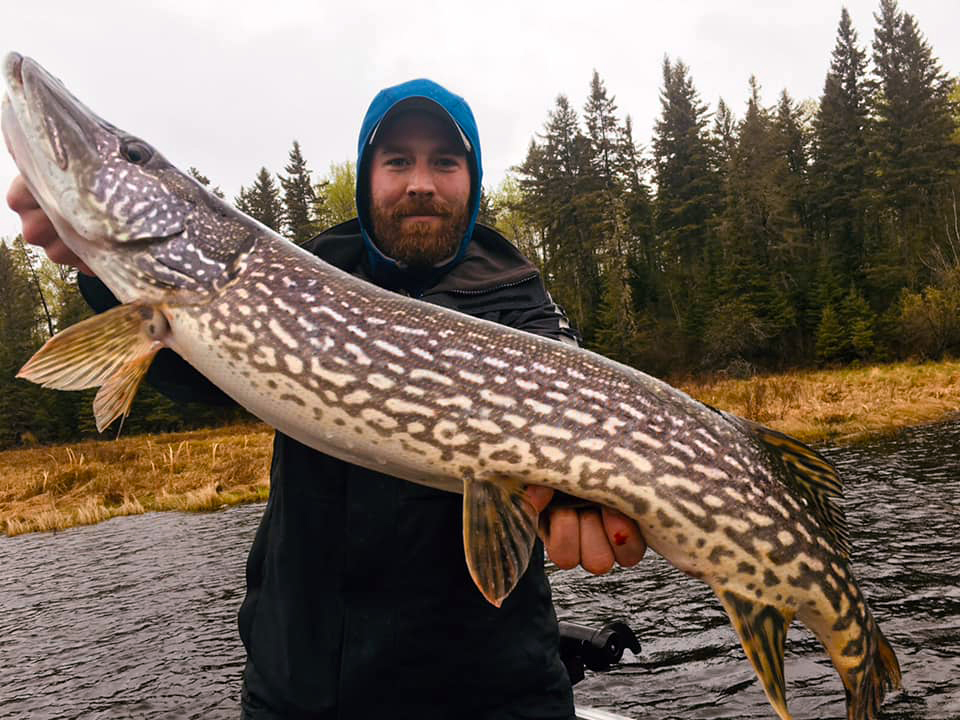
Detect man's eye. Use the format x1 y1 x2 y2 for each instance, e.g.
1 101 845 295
386 157 408 167
436 157 460 168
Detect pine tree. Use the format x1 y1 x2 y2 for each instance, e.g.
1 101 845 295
279 141 320 245
236 167 284 232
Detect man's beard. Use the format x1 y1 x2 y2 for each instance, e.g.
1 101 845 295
370 196 469 269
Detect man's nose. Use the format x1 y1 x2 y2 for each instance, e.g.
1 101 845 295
406 162 436 196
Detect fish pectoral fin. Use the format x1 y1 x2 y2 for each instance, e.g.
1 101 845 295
17 302 167 431
92 350 159 432
462 476 539 608
717 588 796 720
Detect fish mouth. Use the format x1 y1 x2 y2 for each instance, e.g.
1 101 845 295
6 53 105 173
1 52 116 266
5 52 24 89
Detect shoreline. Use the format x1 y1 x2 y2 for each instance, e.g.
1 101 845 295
2 359 959 537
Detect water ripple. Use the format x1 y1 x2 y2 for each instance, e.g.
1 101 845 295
2 420 959 718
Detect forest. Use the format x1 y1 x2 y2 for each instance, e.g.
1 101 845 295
0 0 957 448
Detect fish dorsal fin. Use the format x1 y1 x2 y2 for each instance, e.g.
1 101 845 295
462 475 539 608
728 413 850 559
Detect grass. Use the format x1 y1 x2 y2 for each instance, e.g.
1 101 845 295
677 358 960 444
0 423 272 536
3 358 959 537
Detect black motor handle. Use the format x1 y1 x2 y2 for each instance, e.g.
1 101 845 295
558 620 640 685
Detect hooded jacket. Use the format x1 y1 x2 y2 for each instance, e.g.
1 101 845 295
76 80 577 719
355 78 483 294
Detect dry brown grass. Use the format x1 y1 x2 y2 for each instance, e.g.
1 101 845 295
678 359 960 444
0 422 272 536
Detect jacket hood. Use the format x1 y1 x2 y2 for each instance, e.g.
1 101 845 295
356 78 483 292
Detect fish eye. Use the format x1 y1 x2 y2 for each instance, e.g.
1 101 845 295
121 140 153 165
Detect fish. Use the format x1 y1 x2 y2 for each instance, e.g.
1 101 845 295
2 52 900 720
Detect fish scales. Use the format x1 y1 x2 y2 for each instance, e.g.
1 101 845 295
3 52 900 719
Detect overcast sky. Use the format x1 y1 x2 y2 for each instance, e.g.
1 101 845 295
1 0 957 240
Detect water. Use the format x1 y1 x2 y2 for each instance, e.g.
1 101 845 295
2 420 959 719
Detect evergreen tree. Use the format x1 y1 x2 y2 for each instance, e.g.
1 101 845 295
583 70 622 187
651 58 719 357
188 167 225 198
868 0 959 304
815 303 846 363
515 94 600 340
870 0 957 213
236 167 284 233
0 241 45 446
279 140 321 245
813 7 870 282
477 188 497 227
652 58 717 271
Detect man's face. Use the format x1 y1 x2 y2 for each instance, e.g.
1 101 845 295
368 110 471 269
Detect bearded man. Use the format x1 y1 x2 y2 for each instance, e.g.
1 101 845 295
8 78 646 719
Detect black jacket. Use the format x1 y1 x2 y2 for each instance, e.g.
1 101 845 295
79 221 577 719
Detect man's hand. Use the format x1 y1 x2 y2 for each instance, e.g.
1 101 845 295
525 486 647 575
6 175 94 275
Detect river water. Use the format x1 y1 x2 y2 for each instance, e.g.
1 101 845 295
1 420 958 719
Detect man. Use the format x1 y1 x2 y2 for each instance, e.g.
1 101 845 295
8 79 646 718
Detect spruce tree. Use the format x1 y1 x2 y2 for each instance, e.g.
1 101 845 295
816 304 847 364
650 58 721 359
515 95 600 340
652 58 717 271
870 0 957 213
236 167 284 233
188 167 225 198
813 7 870 282
0 241 45 446
279 141 320 245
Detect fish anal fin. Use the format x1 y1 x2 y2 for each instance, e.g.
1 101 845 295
717 588 795 720
462 476 539 608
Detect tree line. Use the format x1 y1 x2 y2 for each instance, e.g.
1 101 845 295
501 0 959 377
1 0 957 447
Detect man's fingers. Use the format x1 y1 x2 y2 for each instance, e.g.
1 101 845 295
543 507 580 570
6 175 39 214
601 507 647 568
579 509 615 575
524 485 554 514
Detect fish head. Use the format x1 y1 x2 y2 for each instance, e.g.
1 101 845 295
2 52 256 304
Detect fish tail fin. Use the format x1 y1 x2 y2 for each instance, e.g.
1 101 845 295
839 613 902 720
801 587 901 720
716 588 795 720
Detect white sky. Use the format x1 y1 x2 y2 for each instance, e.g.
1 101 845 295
1 0 957 240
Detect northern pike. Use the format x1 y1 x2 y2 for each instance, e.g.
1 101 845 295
3 53 900 719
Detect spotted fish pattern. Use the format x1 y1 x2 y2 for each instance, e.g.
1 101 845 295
3 52 900 719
